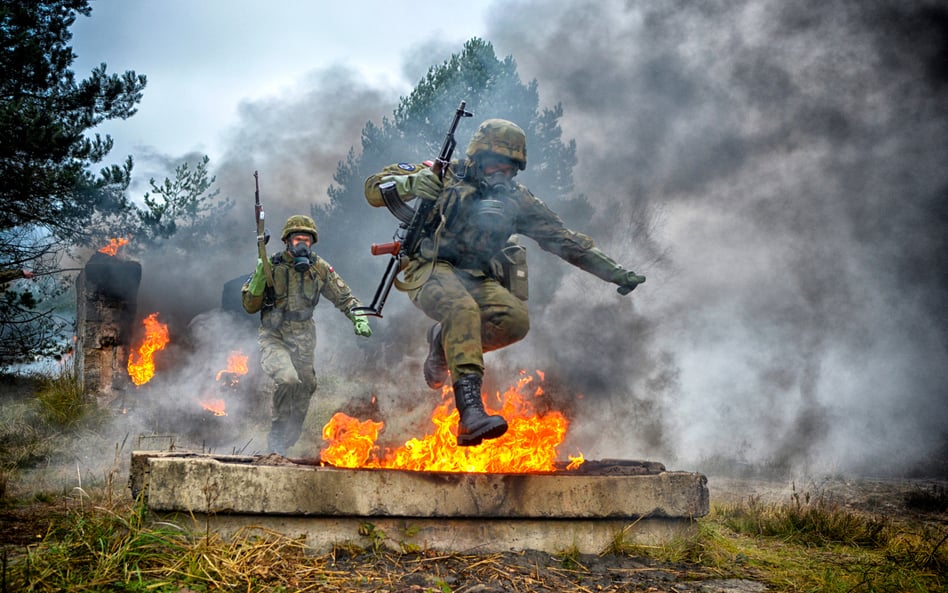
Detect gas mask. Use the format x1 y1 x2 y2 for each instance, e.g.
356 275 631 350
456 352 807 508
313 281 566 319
479 171 516 195
289 243 311 272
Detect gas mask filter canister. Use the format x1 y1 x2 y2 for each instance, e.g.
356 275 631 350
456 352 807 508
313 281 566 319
290 243 311 272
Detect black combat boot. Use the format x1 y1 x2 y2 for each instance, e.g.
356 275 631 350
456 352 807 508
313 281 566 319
424 322 449 389
453 374 508 447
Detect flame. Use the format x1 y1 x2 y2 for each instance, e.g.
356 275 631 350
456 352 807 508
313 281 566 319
127 312 169 386
198 350 250 415
215 351 249 382
201 398 227 416
98 237 129 256
320 370 584 473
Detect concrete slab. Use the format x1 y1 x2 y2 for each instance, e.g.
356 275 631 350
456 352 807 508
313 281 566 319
130 451 709 554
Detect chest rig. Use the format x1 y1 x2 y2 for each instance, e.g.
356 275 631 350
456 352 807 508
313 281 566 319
265 252 322 323
433 181 518 272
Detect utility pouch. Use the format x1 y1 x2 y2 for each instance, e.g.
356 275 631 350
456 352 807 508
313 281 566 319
492 236 528 301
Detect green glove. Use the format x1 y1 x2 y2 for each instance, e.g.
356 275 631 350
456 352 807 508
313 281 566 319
382 167 443 202
247 259 267 296
615 270 646 295
349 312 372 337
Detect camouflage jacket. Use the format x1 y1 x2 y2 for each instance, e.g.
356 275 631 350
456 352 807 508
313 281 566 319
365 162 629 285
426 177 625 285
241 251 360 322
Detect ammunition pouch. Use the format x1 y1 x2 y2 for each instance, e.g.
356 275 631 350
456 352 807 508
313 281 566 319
490 236 528 301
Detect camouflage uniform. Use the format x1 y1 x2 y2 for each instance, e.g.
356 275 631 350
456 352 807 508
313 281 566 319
399 179 620 379
242 218 362 456
365 119 643 446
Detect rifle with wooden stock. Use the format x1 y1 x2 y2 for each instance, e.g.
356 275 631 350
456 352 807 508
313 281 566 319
254 171 274 291
353 101 473 317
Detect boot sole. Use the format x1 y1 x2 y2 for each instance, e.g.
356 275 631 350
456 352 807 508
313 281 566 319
457 421 508 447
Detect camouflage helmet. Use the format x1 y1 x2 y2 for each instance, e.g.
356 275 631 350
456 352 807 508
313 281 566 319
281 214 318 243
465 119 527 171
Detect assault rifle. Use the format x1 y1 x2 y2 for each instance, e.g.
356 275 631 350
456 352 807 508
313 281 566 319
352 101 473 317
254 171 274 289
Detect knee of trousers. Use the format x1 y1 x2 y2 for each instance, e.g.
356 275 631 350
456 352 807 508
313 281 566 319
504 305 530 341
484 302 530 344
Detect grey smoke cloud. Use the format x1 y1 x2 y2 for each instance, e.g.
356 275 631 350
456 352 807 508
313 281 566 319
486 0 948 475
126 0 946 477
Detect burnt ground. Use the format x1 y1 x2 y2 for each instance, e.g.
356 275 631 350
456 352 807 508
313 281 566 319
1 373 946 592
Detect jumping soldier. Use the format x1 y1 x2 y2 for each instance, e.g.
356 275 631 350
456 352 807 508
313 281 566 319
241 214 372 456
364 118 645 447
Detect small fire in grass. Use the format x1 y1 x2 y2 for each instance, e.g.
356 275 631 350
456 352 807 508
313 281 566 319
98 237 129 257
320 370 585 474
200 351 250 416
127 312 169 386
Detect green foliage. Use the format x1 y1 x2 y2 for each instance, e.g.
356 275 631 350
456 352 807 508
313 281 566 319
132 155 232 252
717 491 889 547
11 501 195 592
0 0 146 363
0 374 60 499
693 495 947 591
0 1 146 245
0 3 232 363
34 364 92 428
0 272 74 364
326 38 579 214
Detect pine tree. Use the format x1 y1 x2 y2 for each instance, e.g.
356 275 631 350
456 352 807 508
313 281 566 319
0 0 146 364
0 0 146 246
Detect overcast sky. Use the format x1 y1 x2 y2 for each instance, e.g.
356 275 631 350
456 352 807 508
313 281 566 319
70 0 492 188
65 1 948 479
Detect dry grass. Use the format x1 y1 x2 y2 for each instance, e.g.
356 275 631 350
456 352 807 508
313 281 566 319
4 485 945 593
3 372 947 592
7 502 710 592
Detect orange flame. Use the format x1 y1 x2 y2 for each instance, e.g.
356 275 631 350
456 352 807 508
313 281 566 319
320 370 584 473
215 351 249 381
199 350 250 415
127 312 169 386
201 398 227 416
98 237 129 256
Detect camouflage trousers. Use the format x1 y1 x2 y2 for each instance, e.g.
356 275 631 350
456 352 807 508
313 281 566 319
406 261 529 379
258 318 318 454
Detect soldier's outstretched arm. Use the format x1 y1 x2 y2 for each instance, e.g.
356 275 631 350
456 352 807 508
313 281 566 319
518 197 645 295
572 247 646 294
